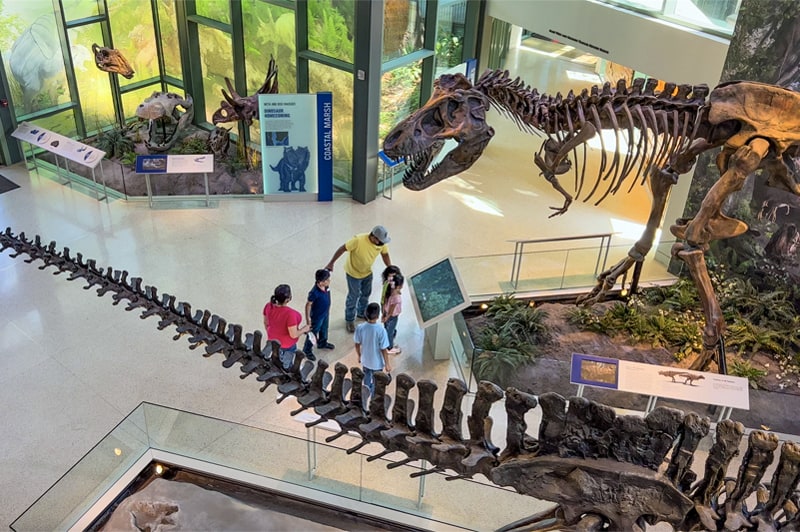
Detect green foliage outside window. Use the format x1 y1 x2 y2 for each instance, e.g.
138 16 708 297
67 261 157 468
307 0 354 63
380 60 421 142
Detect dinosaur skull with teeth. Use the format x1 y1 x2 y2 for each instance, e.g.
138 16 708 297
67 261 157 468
91 43 135 79
382 73 494 190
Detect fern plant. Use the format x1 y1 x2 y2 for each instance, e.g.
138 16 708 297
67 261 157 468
472 347 533 385
471 294 550 386
95 126 134 159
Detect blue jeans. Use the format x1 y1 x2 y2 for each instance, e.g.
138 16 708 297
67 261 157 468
363 367 377 396
303 314 329 354
345 273 372 322
279 345 297 370
384 315 398 348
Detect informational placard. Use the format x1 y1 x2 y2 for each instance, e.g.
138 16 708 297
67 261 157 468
570 353 750 409
13 122 106 169
408 256 471 328
259 92 333 200
135 154 214 174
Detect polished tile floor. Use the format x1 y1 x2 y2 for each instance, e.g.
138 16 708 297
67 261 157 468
0 42 671 527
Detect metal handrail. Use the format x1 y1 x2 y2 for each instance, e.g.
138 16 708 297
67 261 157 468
508 232 613 289
377 150 405 200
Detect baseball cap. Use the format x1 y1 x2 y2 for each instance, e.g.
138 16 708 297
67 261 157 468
371 225 391 244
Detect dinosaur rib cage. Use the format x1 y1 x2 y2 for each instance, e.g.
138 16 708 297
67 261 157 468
6 225 800 531
475 69 710 205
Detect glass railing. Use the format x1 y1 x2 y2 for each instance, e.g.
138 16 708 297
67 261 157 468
11 402 544 532
454 236 679 300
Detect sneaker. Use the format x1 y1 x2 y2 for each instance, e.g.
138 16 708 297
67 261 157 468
305 352 316 361
346 321 355 333
319 342 335 350
388 347 402 355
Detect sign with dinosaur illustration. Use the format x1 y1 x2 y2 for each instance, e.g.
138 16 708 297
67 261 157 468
258 92 333 201
570 353 749 409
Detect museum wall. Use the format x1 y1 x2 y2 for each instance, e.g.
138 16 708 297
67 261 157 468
485 0 729 87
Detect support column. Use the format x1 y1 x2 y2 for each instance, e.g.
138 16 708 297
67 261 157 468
351 1 384 204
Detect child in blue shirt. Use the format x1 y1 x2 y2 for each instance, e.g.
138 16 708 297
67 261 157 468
354 302 391 396
303 269 334 361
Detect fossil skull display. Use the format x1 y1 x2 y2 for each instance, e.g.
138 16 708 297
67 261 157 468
91 43 134 79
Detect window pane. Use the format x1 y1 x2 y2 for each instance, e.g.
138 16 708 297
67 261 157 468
63 0 100 21
383 0 425 62
242 0 297 140
2 9 72 116
108 0 159 85
30 109 78 138
158 0 183 80
380 60 421 143
669 0 739 35
196 0 231 24
198 25 233 124
307 0 354 63
69 25 116 130
435 0 466 75
597 0 738 36
309 61 353 190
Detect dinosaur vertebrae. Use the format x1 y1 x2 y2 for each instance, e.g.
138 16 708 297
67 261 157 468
475 69 710 204
6 225 800 531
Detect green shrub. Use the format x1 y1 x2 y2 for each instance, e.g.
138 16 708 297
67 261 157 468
471 294 550 386
472 347 532 385
729 360 767 389
94 126 134 159
171 136 208 155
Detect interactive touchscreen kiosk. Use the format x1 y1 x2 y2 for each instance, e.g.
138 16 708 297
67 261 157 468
408 256 471 359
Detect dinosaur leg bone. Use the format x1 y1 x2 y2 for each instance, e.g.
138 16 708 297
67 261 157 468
576 166 678 305
672 139 770 245
673 247 723 371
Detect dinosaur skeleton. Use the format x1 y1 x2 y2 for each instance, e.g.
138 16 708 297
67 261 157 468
135 91 194 152
91 43 134 79
211 55 278 126
4 226 800 531
383 70 800 372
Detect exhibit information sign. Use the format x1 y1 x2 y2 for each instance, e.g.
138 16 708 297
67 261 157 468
407 255 471 328
13 122 106 169
135 154 214 174
258 92 333 200
570 353 750 409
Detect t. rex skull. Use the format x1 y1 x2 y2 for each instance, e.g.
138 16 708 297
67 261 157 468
382 73 494 190
91 43 134 79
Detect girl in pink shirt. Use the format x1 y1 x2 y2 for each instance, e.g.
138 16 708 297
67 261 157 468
382 274 404 354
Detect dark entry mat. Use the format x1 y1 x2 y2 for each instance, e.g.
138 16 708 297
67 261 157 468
0 174 20 195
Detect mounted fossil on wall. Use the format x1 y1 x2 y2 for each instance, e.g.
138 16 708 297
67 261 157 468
212 55 278 126
91 43 134 79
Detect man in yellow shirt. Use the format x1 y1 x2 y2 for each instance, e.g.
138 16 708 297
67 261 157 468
325 225 392 332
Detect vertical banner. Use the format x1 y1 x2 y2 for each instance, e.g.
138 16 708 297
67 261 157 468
316 92 333 201
259 93 333 201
